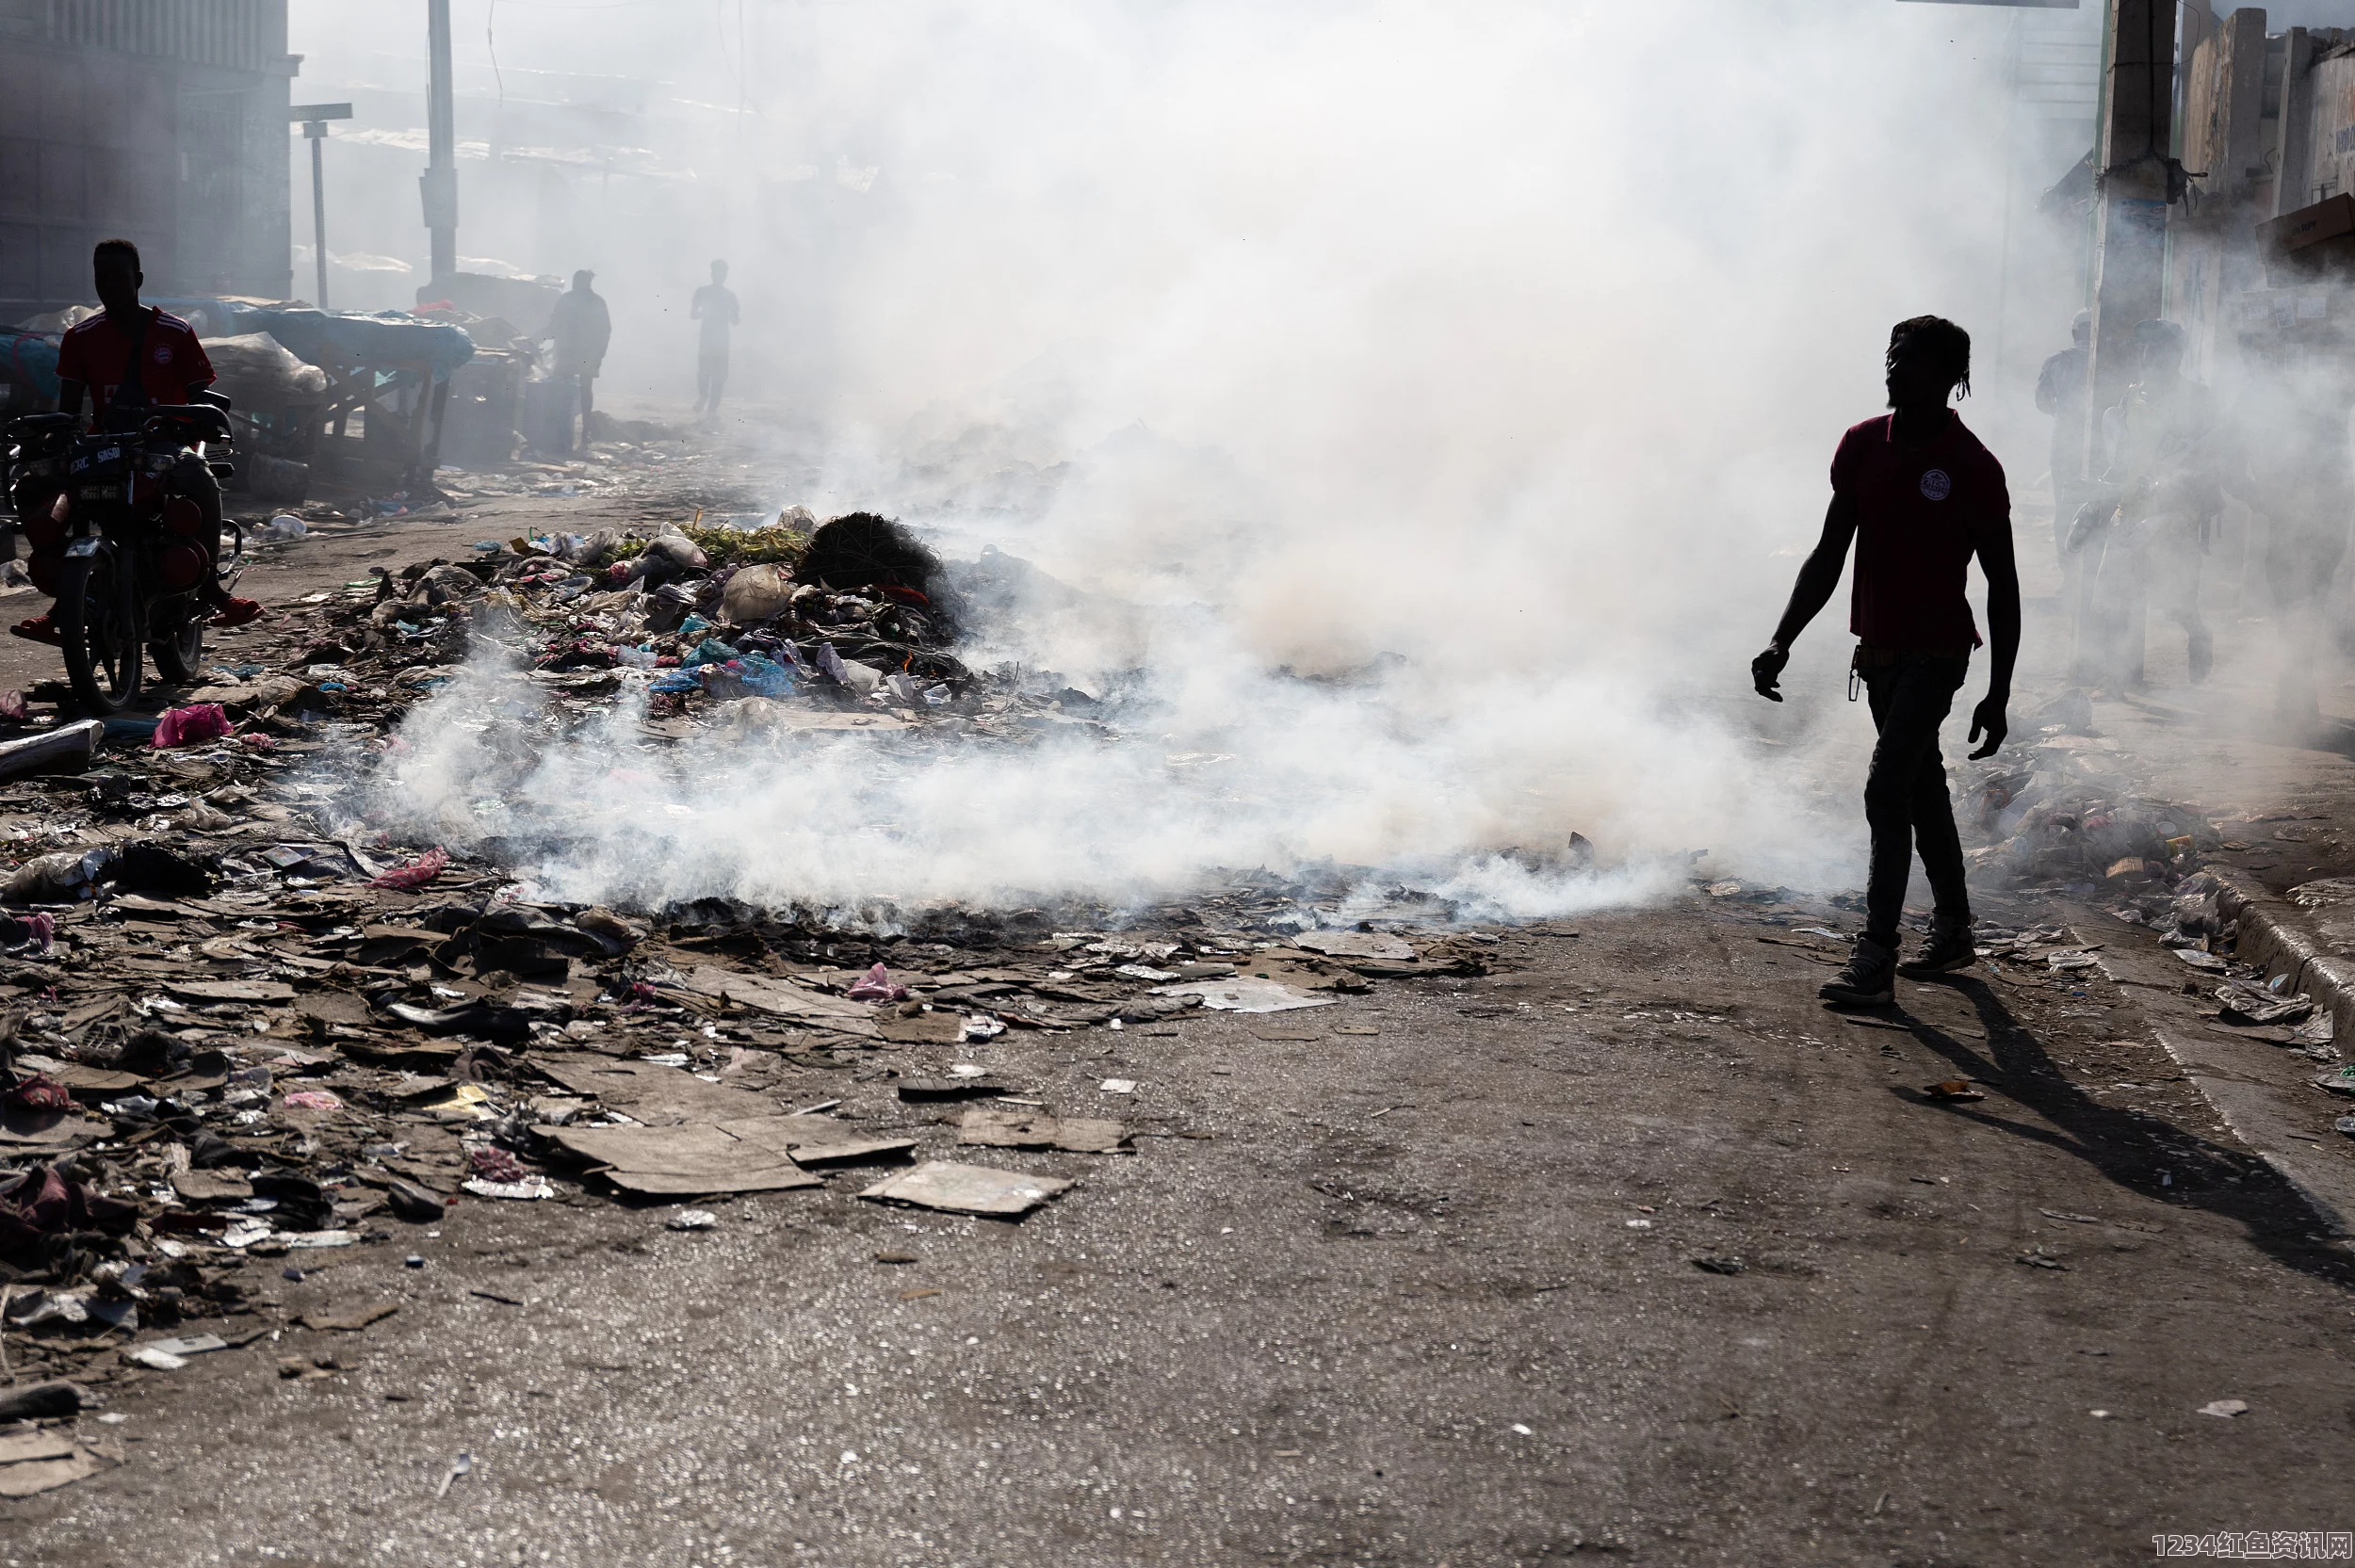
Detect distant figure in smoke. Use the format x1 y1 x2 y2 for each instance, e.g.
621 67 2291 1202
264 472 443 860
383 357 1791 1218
2069 318 2220 690
2226 330 2355 725
690 259 739 420
544 268 611 437
2036 309 2092 560
1750 317 2020 1008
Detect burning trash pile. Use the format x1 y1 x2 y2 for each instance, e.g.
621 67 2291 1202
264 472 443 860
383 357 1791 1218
0 506 1496 1444
1966 695 2221 907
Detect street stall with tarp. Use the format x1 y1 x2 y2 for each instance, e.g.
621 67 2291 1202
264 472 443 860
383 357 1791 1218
151 299 476 490
8 301 476 492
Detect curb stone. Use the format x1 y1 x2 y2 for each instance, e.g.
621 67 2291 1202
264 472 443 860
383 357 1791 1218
2212 870 2355 1047
2101 870 2355 1237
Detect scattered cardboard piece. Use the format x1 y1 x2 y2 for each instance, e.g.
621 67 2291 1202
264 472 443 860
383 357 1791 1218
957 1107 1130 1155
165 978 297 1002
678 965 879 1035
1292 929 1418 961
0 1107 106 1153
171 1170 254 1203
545 1122 822 1195
1154 978 1335 1013
534 1057 772 1127
858 1160 1074 1218
718 1116 916 1166
0 1429 111 1497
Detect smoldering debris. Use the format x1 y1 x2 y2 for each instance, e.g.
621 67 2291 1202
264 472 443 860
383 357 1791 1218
308 505 1683 924
0 513 1540 1450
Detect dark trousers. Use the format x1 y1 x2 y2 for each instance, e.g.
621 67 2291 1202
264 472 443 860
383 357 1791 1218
1860 651 1972 948
696 350 728 412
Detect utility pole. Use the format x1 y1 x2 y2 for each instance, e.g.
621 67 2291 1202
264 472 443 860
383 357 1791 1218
2083 0 2176 471
422 0 457 283
289 103 352 310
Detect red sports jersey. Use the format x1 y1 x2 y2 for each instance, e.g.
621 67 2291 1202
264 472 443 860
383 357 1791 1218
1831 410 2009 654
55 308 215 419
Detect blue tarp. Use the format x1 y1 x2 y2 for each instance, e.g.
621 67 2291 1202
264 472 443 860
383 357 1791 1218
2 331 59 397
5 300 474 405
149 299 475 381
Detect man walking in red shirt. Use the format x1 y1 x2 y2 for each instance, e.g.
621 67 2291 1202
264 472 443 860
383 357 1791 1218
1751 316 2020 1006
13 238 262 643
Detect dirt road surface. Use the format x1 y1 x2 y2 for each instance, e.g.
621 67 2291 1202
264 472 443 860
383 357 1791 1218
1 433 2350 1566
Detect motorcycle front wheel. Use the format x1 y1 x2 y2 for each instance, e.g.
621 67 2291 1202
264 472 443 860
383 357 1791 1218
150 611 203 685
57 553 142 715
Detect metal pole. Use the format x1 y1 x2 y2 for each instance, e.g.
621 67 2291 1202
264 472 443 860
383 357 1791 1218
425 0 457 283
308 124 330 310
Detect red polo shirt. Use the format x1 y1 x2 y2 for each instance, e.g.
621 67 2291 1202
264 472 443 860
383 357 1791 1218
55 308 215 421
1832 410 2008 653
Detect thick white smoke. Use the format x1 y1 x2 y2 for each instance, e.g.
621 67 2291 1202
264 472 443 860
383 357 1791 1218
304 1 2040 917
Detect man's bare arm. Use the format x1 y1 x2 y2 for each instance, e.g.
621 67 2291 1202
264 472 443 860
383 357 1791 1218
1967 524 2020 759
57 380 85 418
1752 492 1858 701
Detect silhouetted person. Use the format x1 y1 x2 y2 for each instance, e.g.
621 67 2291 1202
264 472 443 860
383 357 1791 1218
691 259 739 418
544 268 610 439
13 238 261 645
2073 318 2220 690
1751 316 2020 1008
2036 309 2092 560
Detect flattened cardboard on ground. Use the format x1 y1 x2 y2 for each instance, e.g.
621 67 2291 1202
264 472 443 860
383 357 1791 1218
718 1116 918 1166
957 1107 1131 1154
544 1122 822 1195
42 1062 141 1101
1292 929 1418 962
678 964 879 1035
0 1429 112 1498
166 978 297 1003
534 1057 773 1126
1154 977 1335 1013
172 1170 254 1203
858 1160 1074 1218
0 1107 106 1153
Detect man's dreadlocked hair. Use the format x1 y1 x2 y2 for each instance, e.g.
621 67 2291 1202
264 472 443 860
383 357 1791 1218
1887 315 1972 399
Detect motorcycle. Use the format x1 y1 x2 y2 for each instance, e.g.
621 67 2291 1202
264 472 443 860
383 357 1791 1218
4 396 245 715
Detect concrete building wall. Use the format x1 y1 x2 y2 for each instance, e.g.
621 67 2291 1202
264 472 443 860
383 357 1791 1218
0 0 294 315
2295 40 2355 208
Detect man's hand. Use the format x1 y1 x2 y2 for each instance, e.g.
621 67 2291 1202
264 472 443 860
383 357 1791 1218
1967 693 2007 759
1750 643 1790 702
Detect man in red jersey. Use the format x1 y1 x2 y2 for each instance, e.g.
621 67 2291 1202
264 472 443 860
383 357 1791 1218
12 238 263 644
1750 316 2021 1007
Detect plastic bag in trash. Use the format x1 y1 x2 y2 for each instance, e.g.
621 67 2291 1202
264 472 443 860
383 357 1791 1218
152 703 234 749
722 562 795 624
259 514 306 542
3 849 113 903
847 962 911 1001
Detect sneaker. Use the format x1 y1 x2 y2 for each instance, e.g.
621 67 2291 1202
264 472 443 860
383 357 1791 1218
1819 935 1895 1008
1898 914 1978 978
8 614 61 646
211 596 265 628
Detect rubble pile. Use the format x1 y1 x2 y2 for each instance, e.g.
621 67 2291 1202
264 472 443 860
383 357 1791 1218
1967 696 2222 900
0 509 1497 1421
